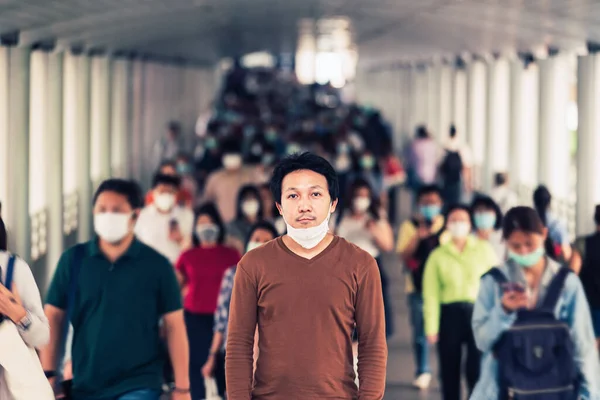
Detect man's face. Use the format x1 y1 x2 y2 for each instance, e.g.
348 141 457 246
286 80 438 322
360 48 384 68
418 192 442 208
154 183 178 197
277 169 337 229
93 191 136 232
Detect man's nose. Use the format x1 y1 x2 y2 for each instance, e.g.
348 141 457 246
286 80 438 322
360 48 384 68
298 199 312 213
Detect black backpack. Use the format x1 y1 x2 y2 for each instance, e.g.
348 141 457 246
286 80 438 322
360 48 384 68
440 149 463 183
485 267 580 400
408 218 441 292
579 233 600 309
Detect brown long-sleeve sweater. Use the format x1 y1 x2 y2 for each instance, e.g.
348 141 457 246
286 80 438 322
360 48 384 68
226 236 387 400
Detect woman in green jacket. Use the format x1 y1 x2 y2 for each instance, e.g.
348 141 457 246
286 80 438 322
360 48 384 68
422 204 498 400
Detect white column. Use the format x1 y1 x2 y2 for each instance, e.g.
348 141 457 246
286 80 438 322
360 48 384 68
45 52 64 287
90 56 112 187
0 48 8 218
485 58 511 192
509 59 525 189
111 58 130 178
6 48 31 258
130 60 145 183
538 56 571 199
76 55 92 243
576 54 600 235
427 63 441 138
466 60 487 190
438 63 453 140
452 67 468 142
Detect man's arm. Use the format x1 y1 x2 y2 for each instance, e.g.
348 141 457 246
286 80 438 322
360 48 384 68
355 256 387 400
163 310 191 391
39 305 66 379
226 263 258 400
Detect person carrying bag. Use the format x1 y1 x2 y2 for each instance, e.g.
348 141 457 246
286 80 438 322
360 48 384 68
0 255 53 400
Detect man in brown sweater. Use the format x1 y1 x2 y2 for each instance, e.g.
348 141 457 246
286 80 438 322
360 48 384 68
226 152 387 399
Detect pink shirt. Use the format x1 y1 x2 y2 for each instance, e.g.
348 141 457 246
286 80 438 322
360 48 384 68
411 138 440 184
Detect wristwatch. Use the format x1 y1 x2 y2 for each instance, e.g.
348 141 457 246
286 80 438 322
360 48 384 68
16 311 32 331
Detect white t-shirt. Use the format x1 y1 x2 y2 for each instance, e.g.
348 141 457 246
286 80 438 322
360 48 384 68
490 185 519 215
334 214 381 258
135 205 194 264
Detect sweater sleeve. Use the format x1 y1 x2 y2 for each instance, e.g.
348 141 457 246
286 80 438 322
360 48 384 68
225 262 258 400
422 250 441 336
14 257 50 349
355 255 387 400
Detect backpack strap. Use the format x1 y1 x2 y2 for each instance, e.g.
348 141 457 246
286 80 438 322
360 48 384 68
482 267 509 285
4 254 16 290
541 267 572 311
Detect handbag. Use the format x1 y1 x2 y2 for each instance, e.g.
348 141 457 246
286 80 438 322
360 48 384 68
0 254 54 400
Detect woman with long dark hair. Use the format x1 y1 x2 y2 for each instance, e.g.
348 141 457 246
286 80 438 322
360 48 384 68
175 202 240 399
471 195 505 260
226 185 264 253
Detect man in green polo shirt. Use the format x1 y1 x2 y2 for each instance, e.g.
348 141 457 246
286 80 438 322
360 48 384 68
40 179 191 400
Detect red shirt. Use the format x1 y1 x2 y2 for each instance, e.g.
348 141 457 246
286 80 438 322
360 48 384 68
176 245 241 314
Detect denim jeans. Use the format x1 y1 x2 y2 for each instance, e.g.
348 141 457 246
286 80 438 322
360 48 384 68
408 293 431 376
116 389 162 400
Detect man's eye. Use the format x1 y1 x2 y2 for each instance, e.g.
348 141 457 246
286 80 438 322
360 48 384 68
288 194 298 199
312 193 322 197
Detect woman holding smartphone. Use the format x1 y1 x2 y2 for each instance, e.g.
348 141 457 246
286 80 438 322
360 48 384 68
470 206 600 400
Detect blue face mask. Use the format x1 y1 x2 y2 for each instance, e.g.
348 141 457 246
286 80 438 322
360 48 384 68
420 205 441 221
508 247 545 268
474 212 496 230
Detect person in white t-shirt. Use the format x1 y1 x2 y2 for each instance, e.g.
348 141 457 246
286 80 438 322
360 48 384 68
439 125 473 206
135 173 194 264
489 172 519 215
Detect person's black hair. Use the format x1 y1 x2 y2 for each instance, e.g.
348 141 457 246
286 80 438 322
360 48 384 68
533 185 552 226
442 203 472 230
168 121 181 134
93 179 143 209
594 205 600 226
502 206 545 239
221 138 242 155
194 202 226 245
270 152 339 203
344 177 381 220
244 221 279 250
416 125 429 139
235 185 264 222
494 172 508 187
417 184 442 202
158 160 177 171
260 182 279 217
449 124 457 138
152 173 181 189
471 195 503 230
0 216 6 252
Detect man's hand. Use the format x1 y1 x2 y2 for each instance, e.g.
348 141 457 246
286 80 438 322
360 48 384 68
169 224 184 244
0 284 26 323
171 391 192 400
417 223 432 239
427 334 438 345
201 355 215 378
501 289 528 313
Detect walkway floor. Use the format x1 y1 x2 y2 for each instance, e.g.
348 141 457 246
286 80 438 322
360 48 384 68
383 189 441 400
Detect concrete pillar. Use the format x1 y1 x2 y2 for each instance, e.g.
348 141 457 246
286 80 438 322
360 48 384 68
576 54 600 235
509 59 525 189
452 67 468 144
427 64 441 138
45 52 64 287
6 48 31 258
111 59 129 178
90 56 112 186
485 58 511 192
538 55 571 199
466 60 487 190
130 60 145 184
76 55 92 243
438 63 453 141
0 48 8 218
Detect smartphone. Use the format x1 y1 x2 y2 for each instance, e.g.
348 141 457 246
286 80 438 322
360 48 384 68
501 282 526 294
169 219 179 231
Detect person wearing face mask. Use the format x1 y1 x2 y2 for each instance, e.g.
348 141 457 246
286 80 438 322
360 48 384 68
422 204 498 400
349 151 384 197
396 184 449 390
203 139 263 223
175 154 199 203
226 185 264 253
471 195 505 260
175 203 240 400
201 221 279 386
135 174 195 265
41 179 191 400
226 153 387 400
470 207 600 400
145 161 194 208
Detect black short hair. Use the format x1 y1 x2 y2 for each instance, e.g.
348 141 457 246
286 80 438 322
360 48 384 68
449 124 457 137
0 216 6 251
194 202 226 245
494 172 508 186
235 185 264 221
244 221 279 249
471 195 503 230
533 185 552 226
152 173 181 189
221 138 242 155
502 206 545 239
417 184 442 201
93 179 143 210
270 152 339 203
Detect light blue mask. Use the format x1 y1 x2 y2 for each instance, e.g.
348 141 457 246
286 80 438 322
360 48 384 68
420 205 441 221
508 247 545 268
474 212 496 230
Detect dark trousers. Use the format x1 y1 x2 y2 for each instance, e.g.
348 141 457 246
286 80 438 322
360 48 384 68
375 257 394 338
184 311 226 400
442 181 462 209
437 303 480 400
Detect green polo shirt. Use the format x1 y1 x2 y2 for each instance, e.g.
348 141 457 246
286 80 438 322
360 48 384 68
422 235 498 336
46 238 182 400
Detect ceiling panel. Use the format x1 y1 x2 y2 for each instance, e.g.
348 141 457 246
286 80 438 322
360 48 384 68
1 0 599 64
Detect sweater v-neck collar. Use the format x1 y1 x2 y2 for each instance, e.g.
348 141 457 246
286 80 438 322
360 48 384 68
276 235 340 264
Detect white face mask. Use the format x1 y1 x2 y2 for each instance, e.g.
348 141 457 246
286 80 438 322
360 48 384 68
223 154 242 170
241 200 260 218
283 207 331 249
154 193 176 212
246 241 263 253
447 221 471 239
353 197 371 213
94 213 131 244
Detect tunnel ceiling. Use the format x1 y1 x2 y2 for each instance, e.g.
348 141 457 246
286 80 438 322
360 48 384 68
1 0 599 64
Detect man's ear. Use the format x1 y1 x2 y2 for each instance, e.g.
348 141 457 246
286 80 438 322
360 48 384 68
276 203 283 216
330 199 338 214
